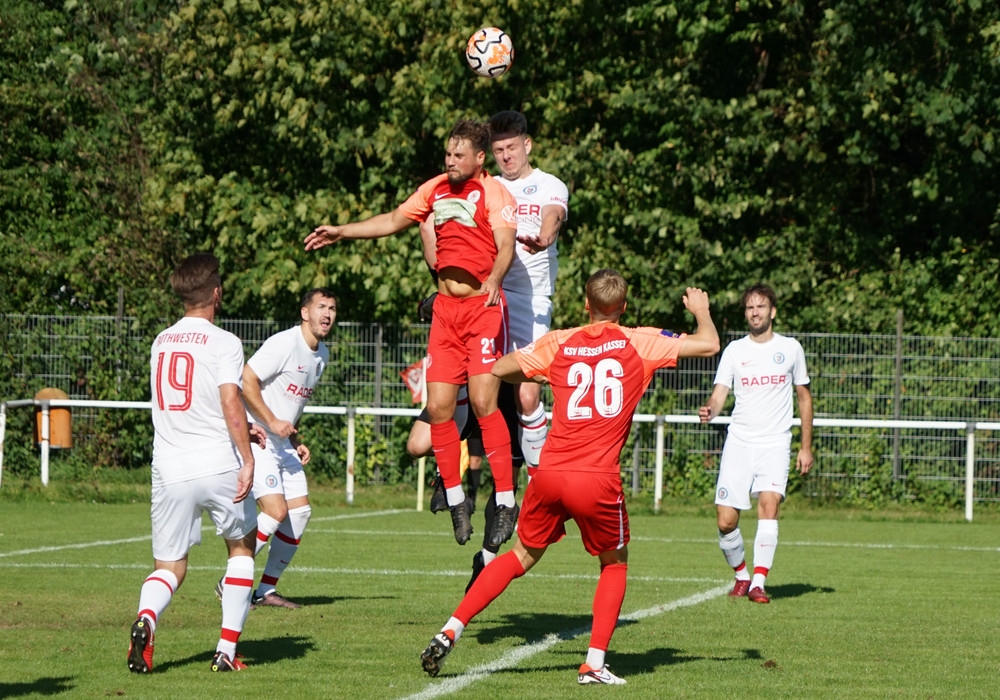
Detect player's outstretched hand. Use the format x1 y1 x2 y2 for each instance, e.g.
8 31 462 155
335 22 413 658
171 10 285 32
305 225 343 251
682 287 710 314
517 234 546 254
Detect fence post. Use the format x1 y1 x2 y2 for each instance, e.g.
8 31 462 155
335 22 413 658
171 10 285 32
0 402 6 489
346 407 356 505
654 415 665 513
892 309 903 480
965 422 975 522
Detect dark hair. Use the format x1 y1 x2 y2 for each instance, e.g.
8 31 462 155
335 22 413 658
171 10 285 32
449 119 491 155
586 269 628 321
741 283 777 309
489 110 528 140
301 287 338 309
170 253 220 308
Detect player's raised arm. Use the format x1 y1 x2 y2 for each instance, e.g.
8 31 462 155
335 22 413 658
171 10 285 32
305 209 414 251
679 287 721 359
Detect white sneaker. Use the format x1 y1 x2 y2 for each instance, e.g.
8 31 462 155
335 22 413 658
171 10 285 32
578 663 627 685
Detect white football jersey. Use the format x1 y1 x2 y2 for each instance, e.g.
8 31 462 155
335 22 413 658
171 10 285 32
713 333 810 445
150 316 246 483
499 168 569 296
246 326 328 448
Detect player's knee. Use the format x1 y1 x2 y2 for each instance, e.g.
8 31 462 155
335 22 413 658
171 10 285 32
407 433 430 458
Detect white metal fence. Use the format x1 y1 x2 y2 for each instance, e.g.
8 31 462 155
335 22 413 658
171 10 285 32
3 397 1000 521
4 314 1000 512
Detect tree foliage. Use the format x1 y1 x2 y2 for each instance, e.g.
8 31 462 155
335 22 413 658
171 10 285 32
2 0 999 335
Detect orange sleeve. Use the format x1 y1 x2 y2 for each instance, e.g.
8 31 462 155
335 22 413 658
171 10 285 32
513 328 575 379
484 175 518 231
623 327 688 377
398 175 447 223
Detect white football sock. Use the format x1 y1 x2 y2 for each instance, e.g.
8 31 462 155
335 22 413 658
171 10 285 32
136 569 178 633
585 647 606 671
218 555 254 658
719 528 748 578
518 404 547 468
752 519 778 588
255 511 282 556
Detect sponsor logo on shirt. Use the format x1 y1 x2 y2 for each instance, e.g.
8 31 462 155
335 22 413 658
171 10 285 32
660 329 680 338
740 375 788 388
285 383 314 398
563 339 627 356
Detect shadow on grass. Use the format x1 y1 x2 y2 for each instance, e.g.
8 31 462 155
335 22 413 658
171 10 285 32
0 677 75 697
154 635 316 672
471 611 593 647
256 594 379 607
766 582 835 600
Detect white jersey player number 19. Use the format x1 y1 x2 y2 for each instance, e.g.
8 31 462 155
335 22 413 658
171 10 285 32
154 351 195 411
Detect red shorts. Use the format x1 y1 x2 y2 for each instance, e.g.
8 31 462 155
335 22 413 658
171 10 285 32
516 470 630 556
426 292 508 384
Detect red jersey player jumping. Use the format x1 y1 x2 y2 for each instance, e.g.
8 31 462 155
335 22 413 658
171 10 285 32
420 269 721 685
305 119 520 548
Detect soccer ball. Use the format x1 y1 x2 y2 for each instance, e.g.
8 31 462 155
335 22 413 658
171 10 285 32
465 27 514 78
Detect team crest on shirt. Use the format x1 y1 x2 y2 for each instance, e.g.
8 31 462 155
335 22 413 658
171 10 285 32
266 475 279 488
467 190 481 204
773 352 786 365
717 487 728 500
523 185 538 195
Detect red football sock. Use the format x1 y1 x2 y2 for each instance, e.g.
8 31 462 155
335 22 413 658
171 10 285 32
430 420 462 489
454 550 525 625
590 562 628 652
478 410 513 493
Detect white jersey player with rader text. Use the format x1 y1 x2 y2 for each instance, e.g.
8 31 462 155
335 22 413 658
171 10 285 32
246 326 328 454
712 332 809 445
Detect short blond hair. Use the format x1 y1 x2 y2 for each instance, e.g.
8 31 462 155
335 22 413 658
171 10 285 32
586 269 628 321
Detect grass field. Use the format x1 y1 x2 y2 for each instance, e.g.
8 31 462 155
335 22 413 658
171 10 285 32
0 490 997 699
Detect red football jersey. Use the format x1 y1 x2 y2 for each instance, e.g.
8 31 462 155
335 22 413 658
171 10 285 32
398 172 517 283
514 322 687 474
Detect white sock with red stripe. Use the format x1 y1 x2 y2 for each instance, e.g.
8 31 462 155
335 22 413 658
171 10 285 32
254 512 282 556
255 506 310 597
719 528 749 580
136 569 178 634
752 519 778 588
218 555 254 658
517 404 547 468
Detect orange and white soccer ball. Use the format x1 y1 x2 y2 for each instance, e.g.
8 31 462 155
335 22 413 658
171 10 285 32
465 27 514 78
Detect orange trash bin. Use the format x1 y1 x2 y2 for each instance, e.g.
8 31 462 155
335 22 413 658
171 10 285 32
34 388 73 449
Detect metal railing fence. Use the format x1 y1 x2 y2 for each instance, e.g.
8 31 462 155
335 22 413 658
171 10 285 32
3 314 1000 510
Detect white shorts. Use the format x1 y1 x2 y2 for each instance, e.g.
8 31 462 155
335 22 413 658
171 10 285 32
714 434 792 510
150 471 257 561
251 440 309 501
504 290 553 350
